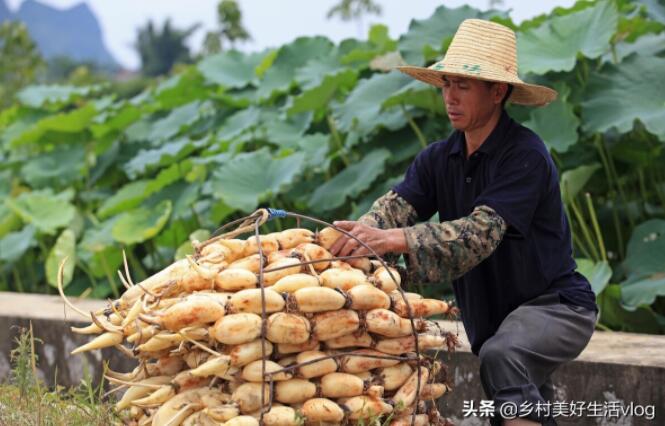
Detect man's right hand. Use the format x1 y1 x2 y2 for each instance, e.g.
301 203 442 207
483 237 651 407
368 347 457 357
329 221 407 258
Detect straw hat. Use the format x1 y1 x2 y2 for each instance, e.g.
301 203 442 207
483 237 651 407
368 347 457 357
397 19 557 106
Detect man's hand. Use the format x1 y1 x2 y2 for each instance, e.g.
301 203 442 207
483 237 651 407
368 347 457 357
329 221 408 257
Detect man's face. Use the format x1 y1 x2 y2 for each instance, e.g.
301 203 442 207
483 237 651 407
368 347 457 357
441 77 505 132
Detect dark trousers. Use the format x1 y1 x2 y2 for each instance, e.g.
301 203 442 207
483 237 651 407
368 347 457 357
479 292 597 425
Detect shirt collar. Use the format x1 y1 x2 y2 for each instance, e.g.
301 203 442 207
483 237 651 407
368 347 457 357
448 109 513 158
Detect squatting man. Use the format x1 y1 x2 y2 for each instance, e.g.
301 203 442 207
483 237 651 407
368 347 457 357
329 19 599 426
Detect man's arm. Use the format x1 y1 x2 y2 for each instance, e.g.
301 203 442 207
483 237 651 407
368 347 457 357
400 205 507 284
332 191 508 284
357 190 419 229
330 190 418 264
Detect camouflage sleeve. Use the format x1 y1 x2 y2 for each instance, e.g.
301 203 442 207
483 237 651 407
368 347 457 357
402 205 507 284
357 190 418 265
357 190 419 229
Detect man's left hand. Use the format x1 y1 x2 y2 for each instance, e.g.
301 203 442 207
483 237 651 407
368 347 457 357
329 221 408 257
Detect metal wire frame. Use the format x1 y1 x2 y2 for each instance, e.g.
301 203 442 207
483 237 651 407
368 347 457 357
198 208 429 426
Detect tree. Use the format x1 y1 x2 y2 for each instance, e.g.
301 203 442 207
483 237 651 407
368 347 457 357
0 21 44 107
202 0 251 55
326 0 382 22
135 19 199 77
46 56 110 85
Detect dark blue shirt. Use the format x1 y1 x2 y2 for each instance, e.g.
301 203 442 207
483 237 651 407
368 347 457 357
393 110 598 355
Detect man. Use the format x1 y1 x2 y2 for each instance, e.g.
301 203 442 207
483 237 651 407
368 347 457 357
329 19 598 426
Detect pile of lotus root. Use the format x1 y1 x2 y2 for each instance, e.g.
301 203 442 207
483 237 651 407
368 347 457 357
61 210 459 425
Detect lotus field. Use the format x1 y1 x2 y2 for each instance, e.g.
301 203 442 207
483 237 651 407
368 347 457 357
1 0 665 335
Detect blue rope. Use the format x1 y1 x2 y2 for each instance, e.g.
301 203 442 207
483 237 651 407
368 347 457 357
267 208 287 220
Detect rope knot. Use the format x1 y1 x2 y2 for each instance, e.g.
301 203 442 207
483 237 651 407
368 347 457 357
267 208 287 220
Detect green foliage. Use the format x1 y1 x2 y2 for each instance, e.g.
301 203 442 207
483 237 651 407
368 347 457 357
333 72 410 138
198 50 266 89
517 0 619 74
44 55 115 87
597 284 663 333
582 54 665 140
9 103 97 147
618 219 665 310
0 21 45 108
289 58 358 117
1 1 665 333
135 19 199 76
576 259 612 295
111 200 172 245
257 36 335 100
560 163 601 203
5 190 76 235
211 149 306 212
0 226 36 264
8 326 39 400
524 83 579 153
203 0 251 54
16 84 100 109
225 2 249 44
309 149 390 212
327 0 382 22
398 5 507 65
20 145 86 188
45 228 76 288
0 327 118 425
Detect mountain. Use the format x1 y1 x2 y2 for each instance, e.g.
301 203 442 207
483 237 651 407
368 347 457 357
1 0 119 69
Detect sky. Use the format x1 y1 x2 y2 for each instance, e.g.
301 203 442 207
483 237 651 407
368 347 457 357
6 0 575 70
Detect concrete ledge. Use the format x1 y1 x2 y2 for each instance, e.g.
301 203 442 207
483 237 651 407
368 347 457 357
1 292 664 425
0 292 134 389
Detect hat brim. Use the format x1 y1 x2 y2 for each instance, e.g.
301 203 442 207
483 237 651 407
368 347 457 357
396 65 558 107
